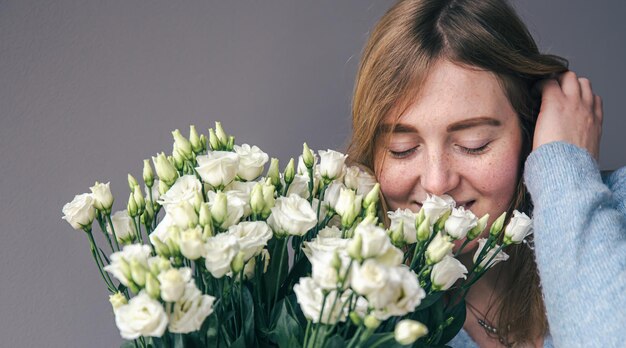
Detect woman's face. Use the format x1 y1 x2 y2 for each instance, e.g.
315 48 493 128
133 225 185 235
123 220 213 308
375 59 523 244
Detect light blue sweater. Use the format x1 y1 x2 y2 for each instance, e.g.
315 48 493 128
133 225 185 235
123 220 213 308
449 142 626 347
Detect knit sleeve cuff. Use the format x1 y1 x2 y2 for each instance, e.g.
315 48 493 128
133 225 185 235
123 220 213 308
523 141 602 202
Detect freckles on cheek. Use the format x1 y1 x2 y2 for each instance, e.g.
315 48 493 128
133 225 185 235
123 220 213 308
378 165 414 204
477 158 520 206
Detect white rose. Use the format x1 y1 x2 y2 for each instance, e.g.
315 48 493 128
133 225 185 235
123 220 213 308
395 320 428 345
204 233 239 278
108 210 136 244
503 210 533 245
152 152 178 186
150 214 176 246
267 194 317 237
425 233 454 265
222 184 254 218
318 150 348 180
168 283 215 333
352 223 391 259
195 151 239 188
179 226 205 260
158 267 192 302
444 206 478 240
109 292 128 311
421 194 455 223
206 191 246 229
323 181 345 211
343 166 377 196
388 208 418 244
241 249 270 280
293 277 350 324
302 234 349 260
148 256 172 275
225 180 257 200
157 175 202 214
225 180 256 192
383 267 425 318
90 182 114 212
62 193 96 230
309 252 342 290
431 255 467 291
375 246 404 267
334 188 362 227
317 226 342 238
351 259 388 296
226 221 273 261
104 244 152 287
233 144 269 181
297 152 318 175
366 268 402 312
286 174 311 199
114 292 168 339
169 201 199 230
473 238 509 271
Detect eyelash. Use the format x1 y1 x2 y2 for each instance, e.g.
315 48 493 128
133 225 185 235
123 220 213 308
389 148 417 159
388 143 491 158
458 143 491 155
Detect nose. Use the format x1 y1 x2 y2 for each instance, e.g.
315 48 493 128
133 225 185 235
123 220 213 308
420 151 459 196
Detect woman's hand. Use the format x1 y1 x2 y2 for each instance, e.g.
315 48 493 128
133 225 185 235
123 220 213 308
533 71 603 161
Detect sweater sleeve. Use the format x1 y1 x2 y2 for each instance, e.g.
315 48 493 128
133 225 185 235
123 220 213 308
524 141 626 348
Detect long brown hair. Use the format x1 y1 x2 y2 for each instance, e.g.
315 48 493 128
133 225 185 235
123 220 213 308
347 0 568 344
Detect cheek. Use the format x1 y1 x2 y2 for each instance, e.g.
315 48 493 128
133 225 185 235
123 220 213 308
377 161 418 210
465 140 522 221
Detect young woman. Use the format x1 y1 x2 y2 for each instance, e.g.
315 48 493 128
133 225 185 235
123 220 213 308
347 0 626 347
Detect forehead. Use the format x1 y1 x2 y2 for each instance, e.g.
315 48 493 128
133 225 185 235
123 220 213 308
385 60 515 127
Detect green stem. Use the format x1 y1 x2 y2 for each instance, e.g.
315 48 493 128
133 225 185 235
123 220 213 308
303 320 312 348
96 212 115 253
105 214 121 251
369 334 395 348
345 325 364 348
272 238 288 308
310 293 329 348
454 238 471 257
85 228 116 292
133 217 145 244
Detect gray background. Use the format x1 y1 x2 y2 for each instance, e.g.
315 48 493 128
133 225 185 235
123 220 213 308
1 1 624 347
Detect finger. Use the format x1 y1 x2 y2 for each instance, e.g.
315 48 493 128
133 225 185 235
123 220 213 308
578 77 594 105
556 71 582 98
594 95 603 121
537 79 563 102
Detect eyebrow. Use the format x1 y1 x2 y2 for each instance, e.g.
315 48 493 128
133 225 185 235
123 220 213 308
446 117 502 132
378 117 502 134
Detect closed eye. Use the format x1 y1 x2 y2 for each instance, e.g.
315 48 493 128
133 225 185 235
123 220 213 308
389 147 417 159
457 142 491 155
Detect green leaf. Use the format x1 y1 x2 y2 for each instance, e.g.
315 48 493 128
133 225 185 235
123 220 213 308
415 292 443 311
438 299 466 344
120 341 136 348
205 314 224 347
241 285 256 347
323 334 347 348
230 336 247 348
279 256 311 298
268 297 303 348
263 238 289 306
364 333 407 348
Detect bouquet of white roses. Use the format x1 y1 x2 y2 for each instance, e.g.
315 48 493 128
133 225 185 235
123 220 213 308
62 122 532 347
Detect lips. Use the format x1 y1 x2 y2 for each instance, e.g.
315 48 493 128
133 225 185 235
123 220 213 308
457 200 475 210
412 199 475 211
